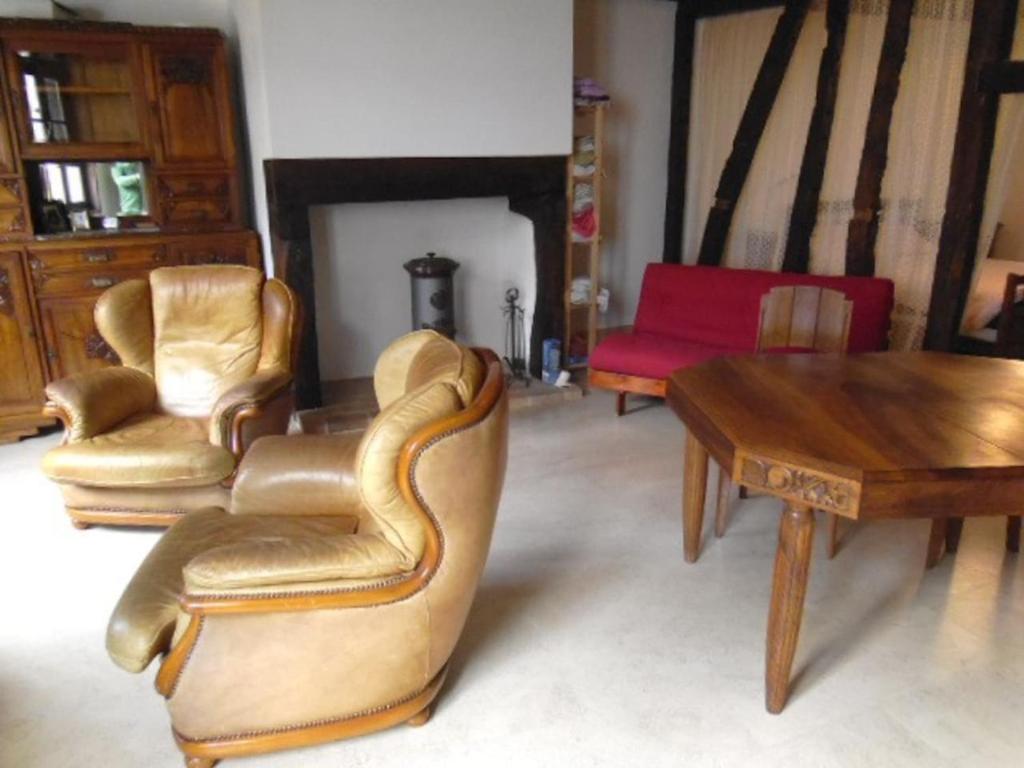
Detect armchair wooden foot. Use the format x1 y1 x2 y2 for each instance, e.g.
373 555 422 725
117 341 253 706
406 705 432 727
71 519 92 530
616 391 626 416
185 757 217 768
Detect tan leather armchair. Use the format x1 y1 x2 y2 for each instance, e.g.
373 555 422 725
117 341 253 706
41 265 300 529
105 330 509 767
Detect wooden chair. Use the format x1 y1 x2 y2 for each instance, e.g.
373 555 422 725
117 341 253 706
929 272 1024 564
714 286 852 556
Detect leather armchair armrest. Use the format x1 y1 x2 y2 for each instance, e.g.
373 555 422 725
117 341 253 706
230 433 365 517
44 367 156 442
182 533 412 593
208 367 293 458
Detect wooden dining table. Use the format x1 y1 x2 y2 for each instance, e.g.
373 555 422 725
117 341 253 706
667 351 1024 714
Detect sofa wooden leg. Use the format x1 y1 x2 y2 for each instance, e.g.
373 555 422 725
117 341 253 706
738 485 748 499
1007 516 1021 553
616 391 626 417
407 705 432 727
925 519 947 569
185 757 217 768
71 519 91 530
945 517 964 554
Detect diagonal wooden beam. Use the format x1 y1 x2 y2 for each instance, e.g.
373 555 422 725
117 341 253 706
662 3 696 263
844 0 913 277
924 0 1020 351
696 0 811 267
781 0 849 274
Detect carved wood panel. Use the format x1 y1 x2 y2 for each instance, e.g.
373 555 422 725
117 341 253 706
148 42 231 167
736 452 861 517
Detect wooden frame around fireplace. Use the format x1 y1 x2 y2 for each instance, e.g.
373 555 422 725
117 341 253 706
265 156 568 408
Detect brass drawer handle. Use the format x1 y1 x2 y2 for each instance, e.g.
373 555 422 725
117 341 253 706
84 251 114 263
90 276 116 289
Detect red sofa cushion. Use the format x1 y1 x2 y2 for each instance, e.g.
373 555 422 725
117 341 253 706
589 332 748 381
632 264 894 353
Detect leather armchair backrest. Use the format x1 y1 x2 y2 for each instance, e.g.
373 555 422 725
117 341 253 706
413 365 508 678
150 265 264 417
257 278 300 371
357 332 487 565
95 279 155 375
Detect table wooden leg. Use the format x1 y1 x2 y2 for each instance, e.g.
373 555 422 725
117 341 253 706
926 518 947 569
766 501 814 714
714 466 731 538
944 517 964 553
683 430 709 563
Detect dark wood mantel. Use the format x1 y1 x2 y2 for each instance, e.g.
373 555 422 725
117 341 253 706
264 156 568 408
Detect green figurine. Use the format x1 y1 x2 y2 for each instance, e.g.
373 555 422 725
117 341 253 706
110 161 143 215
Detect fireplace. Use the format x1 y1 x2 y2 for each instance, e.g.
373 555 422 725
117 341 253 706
265 156 568 409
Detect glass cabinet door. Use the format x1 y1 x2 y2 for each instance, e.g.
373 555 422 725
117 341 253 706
6 40 145 156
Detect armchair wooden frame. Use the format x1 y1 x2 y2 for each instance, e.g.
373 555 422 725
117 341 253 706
153 349 505 768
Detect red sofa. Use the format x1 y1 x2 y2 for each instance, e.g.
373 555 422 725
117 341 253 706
589 264 895 410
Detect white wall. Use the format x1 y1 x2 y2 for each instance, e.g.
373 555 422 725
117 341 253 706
229 0 572 377
574 0 675 328
233 0 573 263
312 198 534 379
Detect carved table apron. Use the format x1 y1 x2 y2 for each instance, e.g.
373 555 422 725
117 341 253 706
667 351 1024 714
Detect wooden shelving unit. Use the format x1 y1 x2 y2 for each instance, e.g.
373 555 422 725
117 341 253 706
564 101 606 373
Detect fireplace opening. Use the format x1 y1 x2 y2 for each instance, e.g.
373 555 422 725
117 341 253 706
310 197 535 381
265 156 567 409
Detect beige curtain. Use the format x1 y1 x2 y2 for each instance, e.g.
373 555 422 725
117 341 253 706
683 7 781 263
683 1 977 350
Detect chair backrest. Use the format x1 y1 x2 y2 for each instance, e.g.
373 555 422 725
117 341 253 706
756 285 852 353
355 331 488 569
94 265 299 419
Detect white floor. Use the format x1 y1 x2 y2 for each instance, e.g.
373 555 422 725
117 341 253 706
2 392 1023 767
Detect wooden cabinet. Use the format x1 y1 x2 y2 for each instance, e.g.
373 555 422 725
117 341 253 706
0 19 257 443
0 249 46 441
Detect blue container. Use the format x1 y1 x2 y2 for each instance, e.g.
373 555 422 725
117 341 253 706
542 338 561 384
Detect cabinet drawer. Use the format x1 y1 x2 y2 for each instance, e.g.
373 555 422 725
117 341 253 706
157 174 229 198
28 244 170 274
162 197 231 225
32 265 154 298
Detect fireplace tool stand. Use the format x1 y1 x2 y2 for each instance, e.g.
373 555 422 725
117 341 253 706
502 287 530 386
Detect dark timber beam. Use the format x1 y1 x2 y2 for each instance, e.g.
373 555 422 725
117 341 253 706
781 0 849 273
979 60 1024 94
924 0 1020 351
844 0 913 277
662 4 696 263
696 0 810 266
